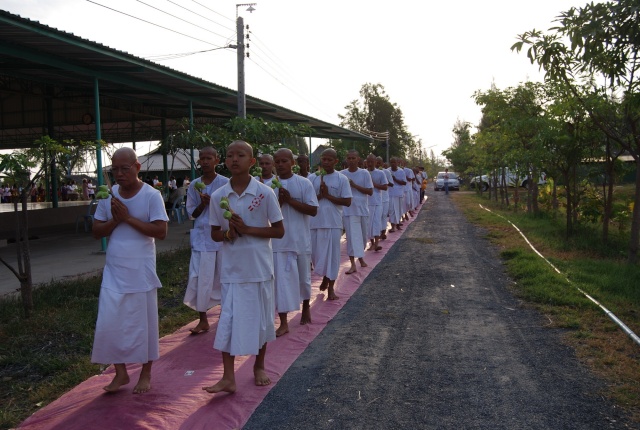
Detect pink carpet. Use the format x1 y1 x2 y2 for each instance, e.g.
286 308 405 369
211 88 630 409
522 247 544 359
19 206 422 430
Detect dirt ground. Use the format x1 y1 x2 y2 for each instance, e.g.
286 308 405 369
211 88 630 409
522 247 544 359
244 190 636 429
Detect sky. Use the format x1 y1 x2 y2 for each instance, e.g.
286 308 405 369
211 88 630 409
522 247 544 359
3 0 591 160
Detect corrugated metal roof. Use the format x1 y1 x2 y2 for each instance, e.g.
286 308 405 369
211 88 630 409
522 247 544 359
0 10 370 150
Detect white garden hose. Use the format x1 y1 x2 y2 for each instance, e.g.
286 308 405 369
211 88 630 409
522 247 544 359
479 204 640 347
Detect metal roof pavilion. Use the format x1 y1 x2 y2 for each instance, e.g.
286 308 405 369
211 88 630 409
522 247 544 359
0 10 370 151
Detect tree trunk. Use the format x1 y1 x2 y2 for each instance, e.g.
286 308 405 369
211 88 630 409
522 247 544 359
561 170 572 238
15 191 33 318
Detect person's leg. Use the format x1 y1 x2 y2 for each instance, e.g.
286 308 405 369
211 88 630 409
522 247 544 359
327 279 338 300
254 344 270 386
203 352 236 393
301 299 311 325
133 361 153 394
346 255 357 274
103 363 130 392
276 312 289 337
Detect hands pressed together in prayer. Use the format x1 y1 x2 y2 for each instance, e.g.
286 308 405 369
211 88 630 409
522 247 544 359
111 197 131 224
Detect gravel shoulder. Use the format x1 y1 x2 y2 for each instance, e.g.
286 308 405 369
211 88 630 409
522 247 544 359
245 191 635 429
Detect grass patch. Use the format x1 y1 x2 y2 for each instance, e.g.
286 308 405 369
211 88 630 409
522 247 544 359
0 247 193 429
454 192 640 423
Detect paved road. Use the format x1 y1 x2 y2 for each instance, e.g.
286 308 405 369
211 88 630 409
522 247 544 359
245 190 633 429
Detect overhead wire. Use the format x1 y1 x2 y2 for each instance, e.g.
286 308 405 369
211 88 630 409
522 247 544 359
85 0 225 47
163 0 235 33
134 0 229 41
86 0 342 123
248 32 341 121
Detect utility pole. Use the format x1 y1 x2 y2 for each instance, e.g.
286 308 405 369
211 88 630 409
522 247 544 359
236 16 246 119
236 3 256 119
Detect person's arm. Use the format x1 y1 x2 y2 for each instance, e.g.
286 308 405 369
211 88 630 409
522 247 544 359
393 175 407 186
278 187 318 216
228 216 285 239
374 180 388 191
349 179 373 196
190 193 210 218
97 196 167 240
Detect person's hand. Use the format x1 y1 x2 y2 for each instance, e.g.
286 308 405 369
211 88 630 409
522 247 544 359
199 193 211 208
110 197 130 224
319 181 328 198
228 213 245 236
278 187 291 205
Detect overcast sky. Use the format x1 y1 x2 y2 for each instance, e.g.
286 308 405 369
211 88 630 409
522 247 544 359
4 0 590 159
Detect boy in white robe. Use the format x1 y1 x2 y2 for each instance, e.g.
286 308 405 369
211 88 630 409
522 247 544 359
340 150 373 274
255 154 276 187
402 159 415 220
365 154 387 252
272 149 318 336
387 157 407 233
377 156 393 240
308 149 352 300
91 147 169 394
204 140 284 393
183 147 229 334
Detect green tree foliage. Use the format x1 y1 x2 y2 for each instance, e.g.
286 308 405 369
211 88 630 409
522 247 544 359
473 82 548 214
512 0 640 263
338 83 414 160
442 119 474 176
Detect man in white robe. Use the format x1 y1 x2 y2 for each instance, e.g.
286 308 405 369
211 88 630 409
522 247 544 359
91 147 169 394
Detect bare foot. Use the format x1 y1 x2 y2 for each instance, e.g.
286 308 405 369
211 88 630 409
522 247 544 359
319 278 329 291
203 378 237 394
359 259 368 268
133 374 151 394
388 229 396 233
103 373 130 393
328 290 339 300
275 324 289 337
189 322 210 335
254 368 271 386
375 246 382 251
300 306 312 325
345 266 357 274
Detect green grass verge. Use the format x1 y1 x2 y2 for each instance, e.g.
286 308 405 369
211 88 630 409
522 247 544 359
454 192 640 422
0 246 193 430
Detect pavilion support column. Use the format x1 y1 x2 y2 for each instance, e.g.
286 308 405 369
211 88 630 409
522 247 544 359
94 77 107 252
189 101 195 180
161 117 169 195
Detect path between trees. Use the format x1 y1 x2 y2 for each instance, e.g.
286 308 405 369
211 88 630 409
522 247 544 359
245 190 633 429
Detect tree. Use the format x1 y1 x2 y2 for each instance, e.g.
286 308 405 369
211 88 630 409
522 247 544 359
442 119 475 177
473 83 549 213
512 0 640 263
338 83 413 160
0 136 96 318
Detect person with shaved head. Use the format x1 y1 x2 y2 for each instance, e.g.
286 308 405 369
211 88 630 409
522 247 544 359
91 147 169 394
308 148 352 300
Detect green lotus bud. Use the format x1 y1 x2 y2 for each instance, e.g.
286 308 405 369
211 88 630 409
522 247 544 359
195 182 206 191
220 200 229 210
223 210 233 220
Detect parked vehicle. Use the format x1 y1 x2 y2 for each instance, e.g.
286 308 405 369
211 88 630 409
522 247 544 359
470 168 546 192
434 171 460 191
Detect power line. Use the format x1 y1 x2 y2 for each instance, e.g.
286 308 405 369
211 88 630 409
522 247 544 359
189 0 235 23
134 0 229 41
163 0 235 33
85 0 224 47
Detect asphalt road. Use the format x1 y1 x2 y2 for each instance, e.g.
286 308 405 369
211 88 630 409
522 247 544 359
244 190 635 429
